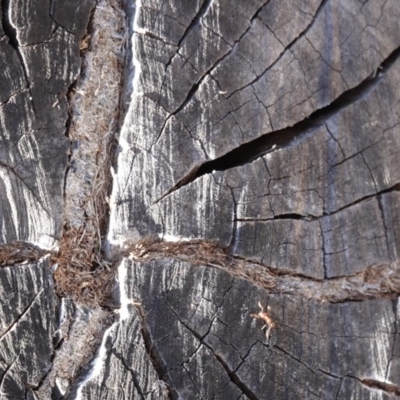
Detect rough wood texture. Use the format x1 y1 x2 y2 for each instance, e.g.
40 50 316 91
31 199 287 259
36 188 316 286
74 258 399 399
0 257 58 399
1 0 400 399
108 0 400 252
0 0 94 249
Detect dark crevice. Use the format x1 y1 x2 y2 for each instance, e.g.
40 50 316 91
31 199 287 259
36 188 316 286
154 44 400 204
177 0 212 49
325 183 400 217
386 298 399 380
0 161 50 215
1 0 31 93
163 297 259 400
227 0 329 100
134 304 175 400
235 213 306 222
0 289 43 340
227 185 238 253
152 0 270 151
1 0 18 49
111 349 146 400
319 219 327 279
378 194 393 262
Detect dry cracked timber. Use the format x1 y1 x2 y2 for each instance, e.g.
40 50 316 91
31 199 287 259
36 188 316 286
0 0 400 399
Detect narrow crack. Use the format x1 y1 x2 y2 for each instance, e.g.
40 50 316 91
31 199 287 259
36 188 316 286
152 0 270 151
273 345 318 377
226 0 329 100
154 44 400 204
1 0 34 111
0 289 43 340
378 194 393 262
111 348 146 400
319 219 327 279
153 0 215 120
176 0 213 49
162 296 259 400
30 335 65 394
386 299 399 381
0 161 49 215
0 351 21 392
134 304 174 400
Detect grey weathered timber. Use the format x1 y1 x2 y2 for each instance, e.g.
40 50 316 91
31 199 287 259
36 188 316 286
0 257 58 399
0 0 94 249
108 0 400 250
75 258 399 400
0 0 400 399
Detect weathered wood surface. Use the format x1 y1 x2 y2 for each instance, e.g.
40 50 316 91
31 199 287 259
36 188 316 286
75 258 400 399
0 257 58 398
0 0 400 399
0 0 94 249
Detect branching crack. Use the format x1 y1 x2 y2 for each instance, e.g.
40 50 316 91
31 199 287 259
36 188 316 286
111 348 146 400
1 0 34 108
153 44 400 204
226 0 329 99
152 0 270 151
162 296 259 400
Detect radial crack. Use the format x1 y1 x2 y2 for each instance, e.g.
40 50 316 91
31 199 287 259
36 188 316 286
154 44 400 204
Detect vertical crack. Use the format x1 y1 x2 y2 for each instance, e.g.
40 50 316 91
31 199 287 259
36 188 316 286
227 0 329 99
134 304 175 400
153 43 400 205
111 348 146 400
1 0 37 119
386 298 399 381
228 185 238 254
176 0 214 48
377 194 392 262
319 220 327 279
